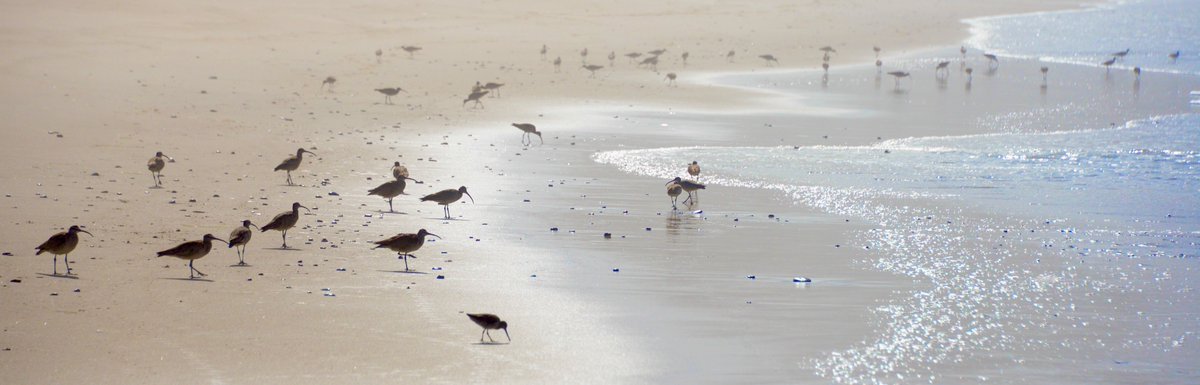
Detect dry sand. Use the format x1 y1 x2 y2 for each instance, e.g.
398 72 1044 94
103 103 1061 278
0 0 1109 383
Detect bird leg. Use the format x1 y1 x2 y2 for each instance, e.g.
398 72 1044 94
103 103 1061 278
444 205 451 219
401 252 409 271
64 253 72 275
281 229 289 249
388 198 394 213
238 246 246 266
189 260 207 278
53 255 58 275
480 330 486 342
285 170 293 186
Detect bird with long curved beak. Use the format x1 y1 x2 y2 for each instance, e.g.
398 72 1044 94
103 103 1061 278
228 220 260 266
467 313 510 343
421 186 474 219
275 148 316 186
511 123 543 145
372 229 441 271
261 202 309 249
35 225 92 275
147 151 174 187
666 177 706 204
157 234 228 279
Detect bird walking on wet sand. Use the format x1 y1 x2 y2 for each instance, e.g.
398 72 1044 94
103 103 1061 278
369 175 423 213
228 220 259 266
467 313 510 343
726 49 736 62
401 45 422 59
421 186 474 219
1169 50 1180 61
873 46 881 59
392 161 410 180
540 44 547 60
647 48 667 57
275 148 316 186
681 51 690 66
512 123 543 145
876 59 883 72
666 182 683 210
1133 66 1142 79
608 51 616 67
819 46 837 55
887 71 910 89
983 53 999 69
822 62 829 74
626 52 643 63
157 234 227 279
553 56 562 72
1041 66 1049 85
637 56 658 71
372 229 440 271
759 54 779 66
935 61 950 78
463 90 488 108
665 72 677 86
321 76 337 90
261 202 309 249
580 48 588 64
1112 48 1129 60
960 46 967 60
482 82 504 97
583 64 604 78
965 67 974 83
666 177 705 204
1101 57 1117 71
376 87 406 104
147 151 173 187
687 161 701 181
35 225 92 275
375 48 382 63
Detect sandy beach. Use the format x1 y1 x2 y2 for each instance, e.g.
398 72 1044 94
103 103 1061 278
3 0 1197 383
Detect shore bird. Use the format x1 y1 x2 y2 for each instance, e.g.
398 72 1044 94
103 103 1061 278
1169 50 1180 61
1112 48 1130 59
625 52 643 63
147 151 173 187
1133 66 1142 79
321 76 336 90
960 46 967 60
666 181 683 209
687 161 701 181
372 229 440 271
647 48 667 57
375 87 406 104
822 62 829 74
467 313 510 343
274 148 315 186
873 45 881 59
463 90 488 108
35 225 92 275
582 64 604 78
228 220 259 266
726 49 736 62
887 71 911 89
665 72 677 86
819 46 837 54
369 175 423 213
392 161 410 179
983 53 999 68
580 48 588 63
935 61 951 78
1101 57 1116 71
540 44 547 60
965 67 974 83
482 82 504 97
666 177 705 204
608 51 616 67
157 234 227 279
553 56 562 72
637 56 658 71
421 186 474 219
401 45 422 58
876 59 883 72
759 54 779 66
512 123 543 145
261 202 309 249
375 48 382 63
681 51 689 66
1041 66 1049 85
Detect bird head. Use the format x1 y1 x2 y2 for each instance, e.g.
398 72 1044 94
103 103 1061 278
68 225 93 237
292 202 310 212
417 229 441 239
458 186 475 204
243 220 260 230
499 321 510 341
203 234 229 246
534 131 543 144
394 161 401 166
298 148 316 156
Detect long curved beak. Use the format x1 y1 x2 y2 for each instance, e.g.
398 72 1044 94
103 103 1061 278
303 150 316 156
537 134 544 144
503 328 511 342
79 229 94 237
426 232 442 239
249 223 260 230
405 177 424 184
665 179 676 186
213 237 229 246
464 192 475 204
299 205 311 212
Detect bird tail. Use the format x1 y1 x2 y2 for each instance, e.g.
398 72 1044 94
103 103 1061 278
155 251 166 257
260 225 275 232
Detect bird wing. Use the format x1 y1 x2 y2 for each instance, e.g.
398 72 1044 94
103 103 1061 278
229 227 251 247
35 232 67 254
274 157 294 171
420 189 453 202
157 240 200 257
467 313 501 326
261 212 290 231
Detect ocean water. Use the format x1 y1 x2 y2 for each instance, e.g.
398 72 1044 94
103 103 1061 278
966 0 1200 75
595 1 1200 383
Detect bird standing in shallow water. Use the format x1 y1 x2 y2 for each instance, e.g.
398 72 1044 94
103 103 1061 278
512 123 543 145
421 186 474 219
261 202 309 248
666 182 683 210
157 234 227 279
666 177 705 204
228 220 259 266
372 229 440 271
887 71 910 89
35 225 92 275
467 313 510 343
147 151 173 187
275 148 316 186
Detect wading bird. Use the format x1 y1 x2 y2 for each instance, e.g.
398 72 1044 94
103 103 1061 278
157 234 227 279
373 229 440 271
463 90 488 108
421 186 474 219
665 72 677 86
401 45 422 58
512 123 543 145
666 177 706 204
321 76 336 90
35 225 92 275
759 54 779 66
392 161 409 179
261 202 309 248
887 71 911 89
147 151 173 187
275 148 316 186
228 220 259 266
583 64 604 78
375 87 405 104
666 182 683 210
368 175 422 213
467 313 510 343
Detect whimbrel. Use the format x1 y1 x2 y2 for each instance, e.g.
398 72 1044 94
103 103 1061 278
647 48 667 57
421 186 474 219
482 82 504 98
608 51 616 67
625 52 643 64
876 59 883 72
275 148 315 186
1169 50 1180 61
35 225 92 275
759 54 779 66
665 72 677 86
666 177 705 204
935 61 950 78
147 151 173 187
819 46 836 54
228 220 259 266
376 87 406 104
1102 57 1116 71
666 182 683 210
637 56 658 71
375 48 382 63
540 44 547 60
1041 66 1049 85
873 46 881 59
681 51 689 66
372 229 440 271
157 234 227 279
392 161 410 180
321 76 337 90
960 46 967 60
463 90 488 108
1133 66 1142 79
822 62 829 74
553 56 562 72
580 48 588 64
261 202 308 248
726 50 736 62
401 45 422 59
687 161 700 181
983 53 999 68
887 71 911 89
965 67 974 83
1112 49 1129 59
369 175 422 213
512 123 543 145
467 313 510 343
583 64 604 78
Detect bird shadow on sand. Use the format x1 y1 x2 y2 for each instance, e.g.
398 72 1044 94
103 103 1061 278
160 277 214 282
471 342 510 346
378 270 428 275
378 211 411 215
229 264 253 268
265 247 303 251
424 217 470 221
148 185 164 190
36 273 79 280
